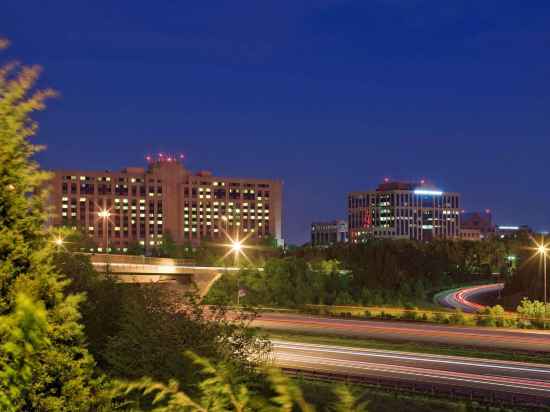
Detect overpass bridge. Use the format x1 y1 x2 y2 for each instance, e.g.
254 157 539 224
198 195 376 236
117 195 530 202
87 254 250 296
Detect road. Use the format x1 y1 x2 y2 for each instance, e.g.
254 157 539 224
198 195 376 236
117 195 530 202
272 340 550 404
253 312 550 352
438 283 504 313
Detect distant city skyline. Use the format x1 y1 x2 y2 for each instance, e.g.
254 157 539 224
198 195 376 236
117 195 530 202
3 1 550 244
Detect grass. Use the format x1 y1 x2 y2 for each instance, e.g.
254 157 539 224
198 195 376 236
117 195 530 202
265 328 550 364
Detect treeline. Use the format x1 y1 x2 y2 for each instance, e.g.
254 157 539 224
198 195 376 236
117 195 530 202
207 238 525 308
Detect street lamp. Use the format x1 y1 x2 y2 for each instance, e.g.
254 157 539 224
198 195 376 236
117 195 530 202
53 236 64 247
231 240 242 253
534 237 549 305
98 209 111 254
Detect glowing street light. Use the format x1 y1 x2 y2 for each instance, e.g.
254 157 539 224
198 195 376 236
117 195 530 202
534 237 549 304
53 236 64 247
98 209 111 254
231 240 242 253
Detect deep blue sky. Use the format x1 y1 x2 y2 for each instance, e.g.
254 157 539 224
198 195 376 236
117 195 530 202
3 1 550 244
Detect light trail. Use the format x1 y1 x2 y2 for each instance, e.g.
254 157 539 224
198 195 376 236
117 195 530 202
253 312 550 352
272 340 550 375
438 283 503 313
272 340 550 399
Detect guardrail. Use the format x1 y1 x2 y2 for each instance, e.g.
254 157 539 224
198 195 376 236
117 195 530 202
282 367 548 408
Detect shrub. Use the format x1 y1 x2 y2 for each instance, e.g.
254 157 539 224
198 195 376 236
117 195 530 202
401 308 419 321
432 312 449 324
477 305 506 327
448 309 466 325
517 298 550 329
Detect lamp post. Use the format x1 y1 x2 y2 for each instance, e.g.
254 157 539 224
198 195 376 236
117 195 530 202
98 209 111 255
230 239 243 305
535 237 548 305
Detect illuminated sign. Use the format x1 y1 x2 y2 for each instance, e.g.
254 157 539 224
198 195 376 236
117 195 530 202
414 189 443 196
498 226 519 230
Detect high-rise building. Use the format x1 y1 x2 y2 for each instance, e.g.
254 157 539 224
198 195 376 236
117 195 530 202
348 180 460 242
47 156 283 252
311 220 348 246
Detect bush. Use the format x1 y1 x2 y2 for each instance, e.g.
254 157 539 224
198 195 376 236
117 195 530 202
401 308 419 321
448 309 467 325
517 298 550 329
477 305 506 327
432 312 449 324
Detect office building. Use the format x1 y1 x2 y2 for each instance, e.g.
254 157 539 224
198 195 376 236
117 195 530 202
348 180 460 242
311 220 348 246
495 225 532 239
461 210 495 239
47 155 283 251
460 228 482 241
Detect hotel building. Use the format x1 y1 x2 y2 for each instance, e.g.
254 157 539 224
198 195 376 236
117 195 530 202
348 180 460 242
311 220 348 246
47 156 283 251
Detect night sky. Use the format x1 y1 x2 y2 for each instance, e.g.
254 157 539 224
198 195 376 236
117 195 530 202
3 1 550 244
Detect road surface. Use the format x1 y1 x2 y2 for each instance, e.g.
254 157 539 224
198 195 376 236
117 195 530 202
437 283 504 313
253 312 550 352
272 340 550 405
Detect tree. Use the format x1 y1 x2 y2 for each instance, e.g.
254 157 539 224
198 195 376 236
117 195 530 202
158 231 178 257
126 240 145 256
0 38 97 410
103 284 271 388
52 250 122 368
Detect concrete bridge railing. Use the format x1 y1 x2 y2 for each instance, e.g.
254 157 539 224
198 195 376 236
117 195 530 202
85 253 253 297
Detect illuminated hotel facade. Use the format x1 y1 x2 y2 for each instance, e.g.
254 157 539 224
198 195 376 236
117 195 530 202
348 180 460 242
47 156 283 252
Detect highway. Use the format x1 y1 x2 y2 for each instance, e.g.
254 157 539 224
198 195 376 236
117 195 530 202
272 340 550 405
438 283 504 313
253 312 550 352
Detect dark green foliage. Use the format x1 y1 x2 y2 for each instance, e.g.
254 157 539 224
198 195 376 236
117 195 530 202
207 237 525 308
206 258 349 307
126 240 146 256
503 241 549 304
52 251 122 367
0 39 98 410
